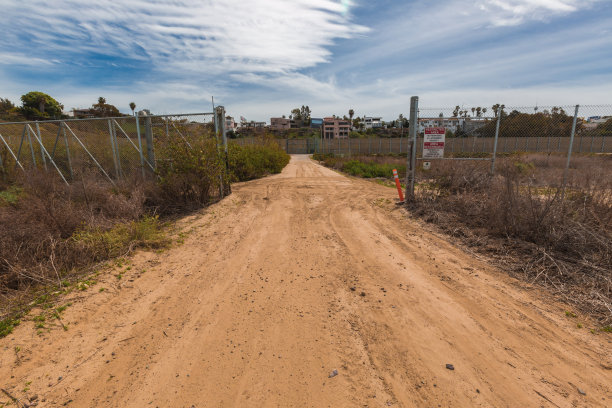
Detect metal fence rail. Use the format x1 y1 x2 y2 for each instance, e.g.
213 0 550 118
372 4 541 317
0 112 223 185
233 104 611 156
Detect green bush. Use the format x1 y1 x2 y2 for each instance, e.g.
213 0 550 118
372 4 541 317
153 134 223 211
228 140 290 181
342 160 401 179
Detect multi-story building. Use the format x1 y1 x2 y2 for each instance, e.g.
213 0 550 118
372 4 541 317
418 117 489 133
241 121 266 129
270 117 291 131
322 117 350 139
418 117 461 133
310 118 323 129
225 116 237 132
363 116 382 129
72 108 95 118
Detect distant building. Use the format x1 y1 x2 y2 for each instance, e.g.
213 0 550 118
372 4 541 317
310 118 323 129
241 121 266 129
584 116 610 130
72 108 95 118
270 117 291 131
225 116 237 131
322 117 350 139
363 116 382 129
418 117 488 133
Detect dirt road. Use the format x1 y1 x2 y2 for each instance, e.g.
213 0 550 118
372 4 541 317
1 155 610 407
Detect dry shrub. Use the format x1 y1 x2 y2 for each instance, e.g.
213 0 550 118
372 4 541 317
1 133 292 323
150 135 223 214
0 171 151 294
411 154 612 325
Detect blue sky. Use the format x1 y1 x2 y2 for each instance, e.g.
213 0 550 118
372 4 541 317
1 0 611 121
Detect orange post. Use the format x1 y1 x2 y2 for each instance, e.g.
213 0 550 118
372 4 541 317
393 169 404 202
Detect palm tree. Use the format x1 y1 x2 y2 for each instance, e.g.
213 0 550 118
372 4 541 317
348 109 354 130
482 107 487 116
129 102 136 116
471 107 476 117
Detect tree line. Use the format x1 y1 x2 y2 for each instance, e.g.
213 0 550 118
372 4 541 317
0 91 138 121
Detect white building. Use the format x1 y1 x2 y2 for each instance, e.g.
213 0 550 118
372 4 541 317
418 117 489 133
418 117 462 133
363 116 382 129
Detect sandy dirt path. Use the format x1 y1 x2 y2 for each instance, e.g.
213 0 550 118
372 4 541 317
1 155 611 407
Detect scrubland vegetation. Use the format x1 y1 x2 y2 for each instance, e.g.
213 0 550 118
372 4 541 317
0 135 289 335
315 152 612 326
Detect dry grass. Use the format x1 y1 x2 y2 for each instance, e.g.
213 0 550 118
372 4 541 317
316 152 612 326
410 154 612 325
0 134 290 333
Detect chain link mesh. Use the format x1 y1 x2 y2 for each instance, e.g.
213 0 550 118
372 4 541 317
0 113 215 182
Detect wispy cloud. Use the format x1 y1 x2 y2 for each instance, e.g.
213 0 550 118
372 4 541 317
1 0 368 75
479 0 600 26
0 0 610 120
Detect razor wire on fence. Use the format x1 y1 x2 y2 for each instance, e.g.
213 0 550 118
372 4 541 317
0 111 231 187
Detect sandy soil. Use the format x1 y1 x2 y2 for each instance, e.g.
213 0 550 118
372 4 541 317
1 155 610 407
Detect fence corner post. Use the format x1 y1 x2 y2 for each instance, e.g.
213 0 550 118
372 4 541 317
491 107 503 174
561 105 580 199
405 96 419 201
144 115 155 168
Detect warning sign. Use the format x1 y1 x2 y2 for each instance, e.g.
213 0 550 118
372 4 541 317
423 127 445 159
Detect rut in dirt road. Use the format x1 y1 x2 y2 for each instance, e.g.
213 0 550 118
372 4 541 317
1 155 611 407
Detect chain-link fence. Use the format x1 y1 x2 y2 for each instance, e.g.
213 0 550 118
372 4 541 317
417 104 612 156
0 112 224 185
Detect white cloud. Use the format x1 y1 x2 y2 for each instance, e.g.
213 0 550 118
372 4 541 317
1 0 368 75
480 0 599 26
1 0 610 120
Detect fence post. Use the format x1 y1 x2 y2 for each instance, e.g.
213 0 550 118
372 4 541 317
34 122 48 171
405 96 418 200
144 115 155 168
562 105 579 199
62 123 73 180
135 114 145 177
491 109 502 174
213 105 224 199
108 119 120 178
221 108 230 191
514 135 518 151
113 120 123 178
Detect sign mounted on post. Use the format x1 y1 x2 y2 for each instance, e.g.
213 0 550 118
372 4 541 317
423 127 445 159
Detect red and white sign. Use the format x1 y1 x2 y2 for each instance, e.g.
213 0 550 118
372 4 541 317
423 127 445 158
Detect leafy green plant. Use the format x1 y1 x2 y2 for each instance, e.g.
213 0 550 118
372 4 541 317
227 140 290 181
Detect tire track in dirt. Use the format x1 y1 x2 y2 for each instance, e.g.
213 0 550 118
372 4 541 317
1 155 610 407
